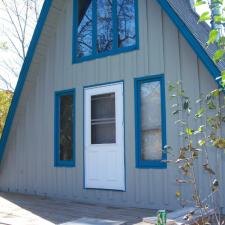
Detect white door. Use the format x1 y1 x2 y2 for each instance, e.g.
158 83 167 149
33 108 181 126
84 82 125 191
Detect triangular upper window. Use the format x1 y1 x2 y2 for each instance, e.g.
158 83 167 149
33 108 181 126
73 0 139 63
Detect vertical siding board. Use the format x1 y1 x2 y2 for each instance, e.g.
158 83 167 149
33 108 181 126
162 11 181 209
50 34 58 197
179 34 200 204
124 78 135 205
25 89 31 193
35 70 42 194
198 60 221 208
28 81 35 194
66 0 76 199
135 0 148 76
147 0 164 74
54 7 66 197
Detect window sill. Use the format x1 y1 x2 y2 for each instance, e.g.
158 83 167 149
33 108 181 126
136 160 167 169
72 44 139 64
54 160 75 168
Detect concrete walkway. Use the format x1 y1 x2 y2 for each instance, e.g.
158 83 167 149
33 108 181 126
0 192 156 225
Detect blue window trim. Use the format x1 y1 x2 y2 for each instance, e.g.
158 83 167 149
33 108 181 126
54 89 76 167
134 74 167 169
72 0 139 64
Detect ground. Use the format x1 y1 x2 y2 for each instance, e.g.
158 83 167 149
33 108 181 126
0 192 156 225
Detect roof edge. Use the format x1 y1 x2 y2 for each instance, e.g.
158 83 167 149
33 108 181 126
0 0 53 162
157 0 221 84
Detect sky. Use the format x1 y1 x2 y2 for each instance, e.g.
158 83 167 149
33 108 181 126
0 0 44 90
0 0 220 91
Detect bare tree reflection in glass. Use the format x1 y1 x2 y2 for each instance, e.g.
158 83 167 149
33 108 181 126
117 0 136 48
97 0 113 53
77 0 93 58
76 0 137 59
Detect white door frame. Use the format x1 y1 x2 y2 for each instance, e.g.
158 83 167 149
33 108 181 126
84 82 125 191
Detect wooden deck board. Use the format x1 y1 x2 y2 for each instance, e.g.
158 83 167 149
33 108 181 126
0 192 156 225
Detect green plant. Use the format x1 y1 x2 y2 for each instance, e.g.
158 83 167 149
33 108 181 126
167 81 225 224
0 90 13 137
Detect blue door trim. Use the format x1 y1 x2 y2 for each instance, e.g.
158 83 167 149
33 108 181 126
83 80 126 191
134 74 167 169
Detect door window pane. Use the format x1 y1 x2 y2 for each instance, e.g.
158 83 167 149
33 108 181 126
91 93 116 144
141 81 162 160
97 0 113 53
60 95 73 161
117 0 136 48
77 0 93 58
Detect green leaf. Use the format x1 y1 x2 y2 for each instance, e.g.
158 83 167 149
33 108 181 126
222 71 225 87
198 12 210 23
0 90 13 137
213 49 225 63
218 36 225 47
214 15 225 23
185 128 194 135
198 139 206 146
195 108 205 118
207 30 218 45
194 125 205 134
207 100 216 110
194 0 206 6
211 89 220 97
213 138 225 149
168 84 175 92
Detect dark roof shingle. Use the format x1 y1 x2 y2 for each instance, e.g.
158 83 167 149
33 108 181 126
168 0 225 71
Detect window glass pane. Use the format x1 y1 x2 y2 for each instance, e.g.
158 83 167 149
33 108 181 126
117 0 136 48
60 95 73 161
97 0 113 53
77 0 93 58
91 93 116 144
141 81 162 160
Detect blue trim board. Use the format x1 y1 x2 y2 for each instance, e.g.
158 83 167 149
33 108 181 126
156 0 221 86
0 0 53 163
54 89 76 167
83 80 126 191
72 0 139 64
134 74 167 169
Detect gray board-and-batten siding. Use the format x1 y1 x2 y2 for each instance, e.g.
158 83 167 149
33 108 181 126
0 0 225 211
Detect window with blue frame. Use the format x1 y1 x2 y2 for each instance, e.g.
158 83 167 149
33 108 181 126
73 0 139 62
54 89 75 167
134 75 167 169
